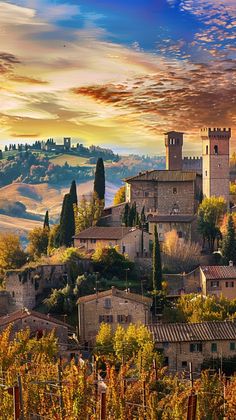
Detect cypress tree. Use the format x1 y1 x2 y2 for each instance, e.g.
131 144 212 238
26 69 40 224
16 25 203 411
221 214 236 264
59 194 75 247
94 158 105 201
43 210 50 230
69 180 78 206
128 202 136 227
122 203 130 227
152 225 162 291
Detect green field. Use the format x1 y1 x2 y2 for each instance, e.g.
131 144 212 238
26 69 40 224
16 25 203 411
49 154 90 166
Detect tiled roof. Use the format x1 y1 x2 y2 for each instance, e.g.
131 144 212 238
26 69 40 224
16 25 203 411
77 287 152 305
201 266 236 280
73 226 137 240
0 309 72 329
148 321 236 343
124 170 200 183
148 215 196 223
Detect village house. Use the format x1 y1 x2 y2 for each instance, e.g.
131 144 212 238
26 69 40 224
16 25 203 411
148 214 199 245
200 265 236 300
0 308 73 351
148 321 236 373
77 287 152 345
73 226 151 261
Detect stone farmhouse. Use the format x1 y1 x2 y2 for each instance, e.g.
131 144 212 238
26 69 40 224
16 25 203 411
77 287 152 345
0 308 73 351
200 265 236 300
73 226 151 260
148 321 236 373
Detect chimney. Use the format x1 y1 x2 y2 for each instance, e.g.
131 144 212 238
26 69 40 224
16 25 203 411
229 261 233 267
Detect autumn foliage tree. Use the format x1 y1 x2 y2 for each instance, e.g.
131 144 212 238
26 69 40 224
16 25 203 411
113 185 126 205
0 233 27 270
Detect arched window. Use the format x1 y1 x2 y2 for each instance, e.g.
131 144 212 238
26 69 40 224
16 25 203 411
214 145 218 155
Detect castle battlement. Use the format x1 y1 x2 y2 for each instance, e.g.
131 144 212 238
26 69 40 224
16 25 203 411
201 127 231 136
183 156 202 161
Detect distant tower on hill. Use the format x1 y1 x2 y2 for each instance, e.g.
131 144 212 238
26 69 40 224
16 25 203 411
201 127 231 205
64 137 71 150
165 131 183 170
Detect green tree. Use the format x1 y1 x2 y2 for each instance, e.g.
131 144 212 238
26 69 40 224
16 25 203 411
94 157 105 201
221 213 236 264
59 193 75 247
113 186 126 205
28 227 49 259
128 202 137 227
43 210 50 230
47 224 60 253
198 196 226 251
92 245 134 278
74 193 102 233
152 225 162 291
0 233 27 269
122 203 130 227
69 179 78 206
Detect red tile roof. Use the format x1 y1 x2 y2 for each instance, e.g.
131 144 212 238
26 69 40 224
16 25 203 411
124 170 200 183
73 226 138 240
148 215 195 223
77 287 152 305
148 321 236 343
201 266 236 280
0 309 72 329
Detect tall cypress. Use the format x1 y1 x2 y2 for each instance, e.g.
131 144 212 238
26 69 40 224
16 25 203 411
59 193 75 247
70 180 78 206
94 158 105 201
122 203 130 227
152 225 162 291
221 214 236 264
43 210 50 230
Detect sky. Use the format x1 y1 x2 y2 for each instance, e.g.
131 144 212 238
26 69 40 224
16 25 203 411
0 0 235 154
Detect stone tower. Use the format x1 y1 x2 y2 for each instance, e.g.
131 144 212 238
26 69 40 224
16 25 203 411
165 131 183 170
201 127 231 204
64 137 71 150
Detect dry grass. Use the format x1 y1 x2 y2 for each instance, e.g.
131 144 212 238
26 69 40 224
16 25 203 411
49 154 89 166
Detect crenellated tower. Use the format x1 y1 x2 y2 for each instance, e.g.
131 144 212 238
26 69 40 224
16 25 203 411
201 127 231 205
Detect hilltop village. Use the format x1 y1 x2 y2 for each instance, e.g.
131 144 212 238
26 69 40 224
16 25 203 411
1 127 236 417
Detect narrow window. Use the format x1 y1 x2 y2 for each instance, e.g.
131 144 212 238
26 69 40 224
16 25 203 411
211 343 217 353
230 342 235 351
206 145 208 155
214 145 218 155
173 187 177 194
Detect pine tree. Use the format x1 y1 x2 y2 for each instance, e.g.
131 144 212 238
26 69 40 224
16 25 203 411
122 203 130 227
221 213 236 264
69 180 78 206
43 210 50 230
152 225 162 291
94 157 105 201
59 194 75 247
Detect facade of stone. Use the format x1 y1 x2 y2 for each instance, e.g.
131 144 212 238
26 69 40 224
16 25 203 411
148 214 199 244
149 321 236 373
201 127 231 205
125 170 202 215
200 265 236 300
77 287 152 344
73 227 151 260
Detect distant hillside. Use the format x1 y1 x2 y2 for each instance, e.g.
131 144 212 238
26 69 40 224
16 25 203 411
0 180 118 220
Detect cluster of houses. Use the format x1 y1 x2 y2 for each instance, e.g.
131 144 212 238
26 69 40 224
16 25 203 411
1 126 236 373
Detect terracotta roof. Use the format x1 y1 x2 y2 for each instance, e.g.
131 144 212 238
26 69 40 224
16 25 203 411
124 170 200 183
77 287 152 305
201 266 236 280
148 321 236 343
148 215 196 223
0 309 72 329
73 226 138 240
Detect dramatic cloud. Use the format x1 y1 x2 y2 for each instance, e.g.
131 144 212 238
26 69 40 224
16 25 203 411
0 0 235 154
